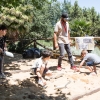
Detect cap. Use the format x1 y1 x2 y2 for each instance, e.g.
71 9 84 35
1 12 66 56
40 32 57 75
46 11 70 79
61 13 68 18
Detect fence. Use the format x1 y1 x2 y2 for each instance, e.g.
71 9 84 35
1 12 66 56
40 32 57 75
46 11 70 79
31 37 100 59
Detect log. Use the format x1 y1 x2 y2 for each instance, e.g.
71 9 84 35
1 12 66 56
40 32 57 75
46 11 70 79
54 80 71 89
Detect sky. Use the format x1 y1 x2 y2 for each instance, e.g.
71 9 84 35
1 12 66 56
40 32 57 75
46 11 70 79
57 0 100 13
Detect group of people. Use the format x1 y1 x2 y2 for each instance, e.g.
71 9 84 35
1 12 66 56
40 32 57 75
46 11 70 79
1 13 100 87
31 13 100 86
31 48 100 86
53 12 100 76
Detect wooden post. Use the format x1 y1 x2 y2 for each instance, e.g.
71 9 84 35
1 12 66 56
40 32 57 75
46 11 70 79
33 40 37 48
53 38 56 50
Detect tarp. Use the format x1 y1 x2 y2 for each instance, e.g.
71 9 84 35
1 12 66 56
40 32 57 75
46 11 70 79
75 37 94 50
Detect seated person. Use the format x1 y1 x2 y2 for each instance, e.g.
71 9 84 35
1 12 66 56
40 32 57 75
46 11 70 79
31 49 52 86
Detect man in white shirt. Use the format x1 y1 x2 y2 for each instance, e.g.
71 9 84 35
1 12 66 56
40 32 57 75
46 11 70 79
53 13 78 71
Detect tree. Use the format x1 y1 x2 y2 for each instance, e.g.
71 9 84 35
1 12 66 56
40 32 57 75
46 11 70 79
0 5 33 40
0 0 100 53
70 18 91 37
0 0 55 53
71 1 82 19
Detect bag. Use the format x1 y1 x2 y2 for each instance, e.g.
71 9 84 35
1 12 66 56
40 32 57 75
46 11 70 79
22 48 41 59
4 51 14 57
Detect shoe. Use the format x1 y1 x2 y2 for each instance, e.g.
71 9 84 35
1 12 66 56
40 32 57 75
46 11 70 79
70 66 79 71
0 73 6 79
38 79 46 86
38 79 44 86
57 66 62 71
89 72 97 76
30 68 35 75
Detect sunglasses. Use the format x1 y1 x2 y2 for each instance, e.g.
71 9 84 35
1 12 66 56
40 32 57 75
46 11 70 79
64 18 69 21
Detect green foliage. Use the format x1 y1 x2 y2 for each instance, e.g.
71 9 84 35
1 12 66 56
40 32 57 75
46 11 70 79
30 8 54 38
0 0 49 9
37 40 53 49
0 0 55 53
0 0 100 53
92 46 100 56
71 1 83 19
29 2 61 39
0 4 34 41
70 18 91 36
61 0 100 37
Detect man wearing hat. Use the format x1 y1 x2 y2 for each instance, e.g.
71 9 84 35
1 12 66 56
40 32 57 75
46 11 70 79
53 13 78 71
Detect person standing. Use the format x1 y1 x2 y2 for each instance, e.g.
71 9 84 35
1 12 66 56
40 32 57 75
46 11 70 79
0 24 7 79
53 13 78 71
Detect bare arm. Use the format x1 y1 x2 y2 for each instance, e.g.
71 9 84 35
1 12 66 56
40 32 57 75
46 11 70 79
78 60 85 71
0 48 3 53
36 68 46 85
36 68 42 78
68 30 70 40
53 32 58 49
4 43 8 51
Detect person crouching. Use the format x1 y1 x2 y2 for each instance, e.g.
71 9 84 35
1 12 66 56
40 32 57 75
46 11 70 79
31 49 52 86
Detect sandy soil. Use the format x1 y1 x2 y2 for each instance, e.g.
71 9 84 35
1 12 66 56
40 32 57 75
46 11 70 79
0 53 100 100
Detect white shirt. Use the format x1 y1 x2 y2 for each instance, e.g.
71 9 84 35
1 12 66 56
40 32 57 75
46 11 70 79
32 57 48 68
54 20 70 44
83 53 100 64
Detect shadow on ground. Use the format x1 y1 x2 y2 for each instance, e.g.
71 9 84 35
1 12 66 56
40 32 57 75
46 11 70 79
0 53 69 100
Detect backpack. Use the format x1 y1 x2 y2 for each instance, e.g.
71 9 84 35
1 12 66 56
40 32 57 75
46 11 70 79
22 48 41 59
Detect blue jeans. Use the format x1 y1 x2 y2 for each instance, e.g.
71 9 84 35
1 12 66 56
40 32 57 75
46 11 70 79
58 43 74 67
86 61 94 66
0 55 4 74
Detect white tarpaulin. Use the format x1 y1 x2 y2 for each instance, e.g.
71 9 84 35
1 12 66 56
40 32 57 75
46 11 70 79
75 37 94 50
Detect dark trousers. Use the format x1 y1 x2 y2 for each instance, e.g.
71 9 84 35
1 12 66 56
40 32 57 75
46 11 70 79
0 55 4 74
58 43 74 67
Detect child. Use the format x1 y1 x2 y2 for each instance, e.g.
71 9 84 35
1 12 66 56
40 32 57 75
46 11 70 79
31 49 52 86
78 50 100 75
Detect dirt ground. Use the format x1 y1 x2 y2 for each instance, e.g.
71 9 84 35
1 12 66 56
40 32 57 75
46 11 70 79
0 53 100 100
